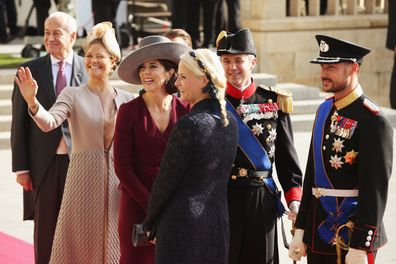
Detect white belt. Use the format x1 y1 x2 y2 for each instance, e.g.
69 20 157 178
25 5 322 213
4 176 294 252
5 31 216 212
312 187 359 198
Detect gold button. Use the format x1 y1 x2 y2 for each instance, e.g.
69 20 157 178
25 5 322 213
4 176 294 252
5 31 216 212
267 124 272 129
231 175 237 180
323 146 326 150
239 168 247 177
325 134 329 139
268 99 273 103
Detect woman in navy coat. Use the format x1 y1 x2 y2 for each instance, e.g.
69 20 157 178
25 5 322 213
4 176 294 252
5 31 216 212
143 49 238 264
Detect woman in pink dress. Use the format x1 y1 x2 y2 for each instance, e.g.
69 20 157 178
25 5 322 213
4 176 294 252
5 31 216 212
114 36 190 264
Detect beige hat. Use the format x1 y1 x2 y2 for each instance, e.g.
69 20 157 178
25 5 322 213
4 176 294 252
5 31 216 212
118 35 191 84
83 22 121 62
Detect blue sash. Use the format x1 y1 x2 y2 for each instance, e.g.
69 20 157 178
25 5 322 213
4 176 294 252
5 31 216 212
313 99 358 244
226 100 285 217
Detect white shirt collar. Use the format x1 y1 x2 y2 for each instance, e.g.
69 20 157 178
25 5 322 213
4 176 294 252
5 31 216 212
50 52 74 66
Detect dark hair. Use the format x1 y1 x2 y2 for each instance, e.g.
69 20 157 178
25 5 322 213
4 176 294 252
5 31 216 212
158 59 179 94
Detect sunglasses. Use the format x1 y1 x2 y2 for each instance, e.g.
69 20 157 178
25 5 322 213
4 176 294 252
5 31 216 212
189 51 212 81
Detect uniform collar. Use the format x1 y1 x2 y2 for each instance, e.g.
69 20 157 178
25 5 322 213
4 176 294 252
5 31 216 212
334 84 363 110
226 80 256 100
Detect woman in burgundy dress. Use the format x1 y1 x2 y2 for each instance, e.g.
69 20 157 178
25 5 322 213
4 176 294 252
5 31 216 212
114 36 190 263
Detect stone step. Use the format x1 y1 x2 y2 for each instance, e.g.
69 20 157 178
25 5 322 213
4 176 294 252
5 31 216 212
290 113 315 132
0 131 10 149
0 84 13 99
276 82 323 100
0 115 11 132
293 99 322 115
0 99 11 115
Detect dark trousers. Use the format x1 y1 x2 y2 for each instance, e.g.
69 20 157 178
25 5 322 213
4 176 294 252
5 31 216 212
390 55 396 109
225 0 240 33
91 0 120 25
33 154 68 264
228 185 279 264
171 0 187 29
185 0 200 48
33 0 51 35
0 0 17 41
307 247 346 264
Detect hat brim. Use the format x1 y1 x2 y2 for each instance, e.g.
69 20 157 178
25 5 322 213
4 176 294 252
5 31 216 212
118 42 191 84
217 48 256 56
310 57 358 64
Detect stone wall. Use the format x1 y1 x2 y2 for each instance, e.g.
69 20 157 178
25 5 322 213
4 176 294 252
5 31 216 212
241 1 392 107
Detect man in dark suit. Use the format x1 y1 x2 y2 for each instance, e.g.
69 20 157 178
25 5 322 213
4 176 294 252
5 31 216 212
11 11 88 264
387 0 396 108
289 35 393 264
216 28 303 264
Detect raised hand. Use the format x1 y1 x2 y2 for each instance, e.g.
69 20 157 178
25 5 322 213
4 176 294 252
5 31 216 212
14 67 39 108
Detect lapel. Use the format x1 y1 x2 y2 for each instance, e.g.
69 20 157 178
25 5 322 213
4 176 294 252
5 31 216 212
70 53 86 87
39 54 56 104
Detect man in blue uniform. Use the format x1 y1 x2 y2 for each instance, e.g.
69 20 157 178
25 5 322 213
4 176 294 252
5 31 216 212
289 35 393 264
216 28 303 264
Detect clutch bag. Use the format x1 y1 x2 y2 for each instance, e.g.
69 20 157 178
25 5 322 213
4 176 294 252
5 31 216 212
132 223 154 247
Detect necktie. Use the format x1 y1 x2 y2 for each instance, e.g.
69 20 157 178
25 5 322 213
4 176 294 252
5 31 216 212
56 60 67 96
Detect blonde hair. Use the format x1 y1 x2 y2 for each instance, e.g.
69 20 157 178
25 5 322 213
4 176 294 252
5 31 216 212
83 22 121 63
179 49 229 126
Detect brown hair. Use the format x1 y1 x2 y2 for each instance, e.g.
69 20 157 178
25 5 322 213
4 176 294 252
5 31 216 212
165 29 192 48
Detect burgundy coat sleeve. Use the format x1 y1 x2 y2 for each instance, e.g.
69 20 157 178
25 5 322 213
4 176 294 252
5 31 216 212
114 103 150 211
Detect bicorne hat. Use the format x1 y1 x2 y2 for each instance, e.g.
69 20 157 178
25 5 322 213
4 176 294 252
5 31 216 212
118 35 191 84
311 35 371 65
216 28 256 56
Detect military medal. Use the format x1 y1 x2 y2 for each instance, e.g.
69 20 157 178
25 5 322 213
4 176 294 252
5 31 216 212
329 112 358 139
251 123 264 136
344 150 358 165
268 128 277 142
237 102 279 124
332 138 345 153
329 154 344 169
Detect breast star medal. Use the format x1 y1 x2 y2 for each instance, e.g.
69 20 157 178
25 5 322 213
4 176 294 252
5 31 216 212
329 154 344 169
252 123 264 136
332 138 345 153
344 150 359 165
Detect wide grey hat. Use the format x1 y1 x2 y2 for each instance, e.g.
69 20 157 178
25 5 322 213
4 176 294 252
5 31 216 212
118 35 191 84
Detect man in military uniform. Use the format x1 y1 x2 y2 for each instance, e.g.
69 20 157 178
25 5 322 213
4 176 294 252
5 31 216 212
216 28 303 264
289 35 393 264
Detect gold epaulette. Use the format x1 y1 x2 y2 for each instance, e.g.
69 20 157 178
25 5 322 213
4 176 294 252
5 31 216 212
258 85 293 114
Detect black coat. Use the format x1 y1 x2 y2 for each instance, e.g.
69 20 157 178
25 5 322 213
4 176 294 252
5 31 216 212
11 53 87 219
226 83 302 264
295 86 393 254
143 98 238 264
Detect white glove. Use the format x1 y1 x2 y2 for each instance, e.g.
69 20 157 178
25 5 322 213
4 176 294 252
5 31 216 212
287 201 300 221
345 248 368 264
288 229 306 261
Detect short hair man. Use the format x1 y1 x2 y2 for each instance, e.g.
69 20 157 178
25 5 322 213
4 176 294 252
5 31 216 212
11 11 88 263
216 28 303 264
289 35 393 264
165 28 193 48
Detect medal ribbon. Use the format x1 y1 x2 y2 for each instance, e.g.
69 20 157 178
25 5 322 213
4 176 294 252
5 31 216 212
313 98 358 244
